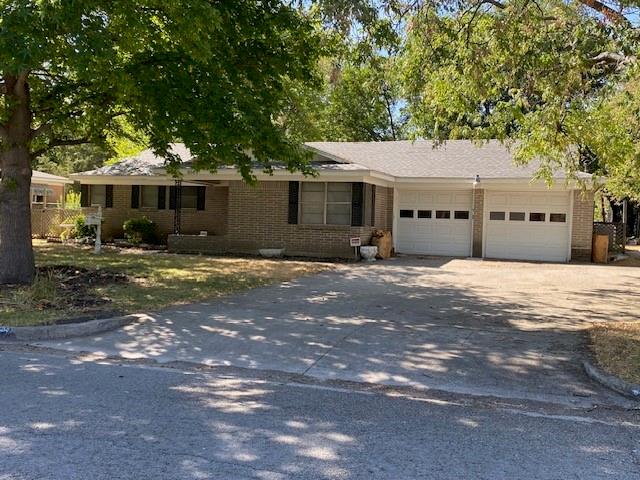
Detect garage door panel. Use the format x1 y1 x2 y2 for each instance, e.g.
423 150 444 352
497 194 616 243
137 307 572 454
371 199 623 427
485 191 570 262
396 189 472 257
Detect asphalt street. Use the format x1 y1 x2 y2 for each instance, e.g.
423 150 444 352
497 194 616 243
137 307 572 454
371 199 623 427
1 346 639 480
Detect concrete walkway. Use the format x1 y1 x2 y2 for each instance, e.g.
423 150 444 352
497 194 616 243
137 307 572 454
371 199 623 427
38 256 640 406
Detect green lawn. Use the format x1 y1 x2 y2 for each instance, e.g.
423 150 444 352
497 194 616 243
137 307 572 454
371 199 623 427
0 240 331 327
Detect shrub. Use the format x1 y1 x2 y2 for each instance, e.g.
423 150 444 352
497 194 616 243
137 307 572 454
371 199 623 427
69 215 96 239
123 217 159 245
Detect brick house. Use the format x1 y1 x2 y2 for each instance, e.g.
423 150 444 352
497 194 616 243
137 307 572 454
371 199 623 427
31 170 71 207
71 140 595 262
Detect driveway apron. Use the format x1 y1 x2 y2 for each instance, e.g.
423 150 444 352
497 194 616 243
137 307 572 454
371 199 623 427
36 257 640 407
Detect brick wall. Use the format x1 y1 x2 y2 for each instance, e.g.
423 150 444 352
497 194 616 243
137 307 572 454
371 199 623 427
96 184 228 241
472 188 484 257
571 189 594 261
169 181 394 258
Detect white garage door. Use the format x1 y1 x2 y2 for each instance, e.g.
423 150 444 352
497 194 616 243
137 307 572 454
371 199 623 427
396 190 472 256
484 191 571 262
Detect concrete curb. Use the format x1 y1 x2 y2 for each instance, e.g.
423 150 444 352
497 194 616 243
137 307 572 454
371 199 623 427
583 360 640 400
0 314 150 342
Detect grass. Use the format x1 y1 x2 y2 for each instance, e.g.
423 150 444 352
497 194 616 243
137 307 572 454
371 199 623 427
590 321 640 385
0 240 332 327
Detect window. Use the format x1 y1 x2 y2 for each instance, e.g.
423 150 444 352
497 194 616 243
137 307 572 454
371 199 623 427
399 209 414 218
435 210 450 219
90 184 106 207
32 194 45 204
181 186 198 209
509 212 525 221
326 183 352 225
550 213 567 223
529 212 546 222
454 210 469 220
141 186 158 208
417 210 432 219
300 182 351 225
490 211 505 221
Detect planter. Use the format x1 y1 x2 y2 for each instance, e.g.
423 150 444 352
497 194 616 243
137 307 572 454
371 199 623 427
259 248 285 258
360 246 378 262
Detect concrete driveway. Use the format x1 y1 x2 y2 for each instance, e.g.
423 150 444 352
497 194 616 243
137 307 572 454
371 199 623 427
38 256 640 406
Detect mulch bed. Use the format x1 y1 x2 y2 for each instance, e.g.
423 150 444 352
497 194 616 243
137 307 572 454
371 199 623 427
34 265 129 311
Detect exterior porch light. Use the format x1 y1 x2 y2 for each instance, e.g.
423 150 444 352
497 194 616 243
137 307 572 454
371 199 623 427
473 174 481 187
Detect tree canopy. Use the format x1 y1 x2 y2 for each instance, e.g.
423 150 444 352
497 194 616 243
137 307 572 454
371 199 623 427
0 0 322 283
399 0 639 197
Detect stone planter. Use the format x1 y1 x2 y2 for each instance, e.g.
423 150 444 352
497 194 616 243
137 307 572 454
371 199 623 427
360 246 378 262
259 248 285 258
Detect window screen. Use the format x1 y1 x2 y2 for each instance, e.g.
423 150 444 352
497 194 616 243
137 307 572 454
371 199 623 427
141 186 158 208
90 185 106 207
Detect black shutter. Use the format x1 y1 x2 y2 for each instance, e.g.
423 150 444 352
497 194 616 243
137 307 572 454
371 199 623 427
131 185 140 209
157 186 166 210
196 186 206 211
288 181 299 224
370 185 376 226
351 182 364 226
105 184 114 208
80 184 89 207
169 186 176 210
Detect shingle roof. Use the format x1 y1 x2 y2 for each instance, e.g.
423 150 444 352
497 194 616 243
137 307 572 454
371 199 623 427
31 170 71 184
74 139 589 181
77 144 192 176
305 140 582 179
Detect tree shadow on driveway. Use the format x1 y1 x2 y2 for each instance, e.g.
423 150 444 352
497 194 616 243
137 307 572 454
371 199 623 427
39 256 640 406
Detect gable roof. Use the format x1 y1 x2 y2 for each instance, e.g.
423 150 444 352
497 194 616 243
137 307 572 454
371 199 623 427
305 140 580 179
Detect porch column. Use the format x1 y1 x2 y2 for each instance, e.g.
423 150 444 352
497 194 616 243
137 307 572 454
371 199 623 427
173 179 182 234
472 187 484 258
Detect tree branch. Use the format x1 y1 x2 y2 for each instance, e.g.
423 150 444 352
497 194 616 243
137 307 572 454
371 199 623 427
30 137 92 159
577 0 630 24
30 122 52 140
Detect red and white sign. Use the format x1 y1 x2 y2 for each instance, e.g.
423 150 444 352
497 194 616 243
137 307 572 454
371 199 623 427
349 237 362 247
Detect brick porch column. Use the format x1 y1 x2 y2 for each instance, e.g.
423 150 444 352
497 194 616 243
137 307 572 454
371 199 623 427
472 188 484 258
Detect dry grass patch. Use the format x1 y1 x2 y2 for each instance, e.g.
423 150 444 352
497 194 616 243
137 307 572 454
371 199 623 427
0 240 332 327
590 321 640 385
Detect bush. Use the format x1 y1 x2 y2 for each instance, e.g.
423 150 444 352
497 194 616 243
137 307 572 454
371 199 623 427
123 217 159 245
69 215 96 239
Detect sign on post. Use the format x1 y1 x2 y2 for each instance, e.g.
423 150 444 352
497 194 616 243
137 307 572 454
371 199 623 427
87 205 103 254
350 237 361 259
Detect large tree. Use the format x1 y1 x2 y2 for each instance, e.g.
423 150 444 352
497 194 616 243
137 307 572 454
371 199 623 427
0 0 319 284
400 0 639 194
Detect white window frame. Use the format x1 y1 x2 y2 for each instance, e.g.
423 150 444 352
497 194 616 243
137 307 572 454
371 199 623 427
299 182 352 226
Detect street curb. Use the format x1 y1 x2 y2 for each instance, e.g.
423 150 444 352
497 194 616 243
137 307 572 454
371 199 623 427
583 360 640 400
0 314 150 342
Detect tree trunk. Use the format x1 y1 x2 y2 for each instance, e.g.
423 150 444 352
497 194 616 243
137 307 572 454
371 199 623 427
0 74 35 284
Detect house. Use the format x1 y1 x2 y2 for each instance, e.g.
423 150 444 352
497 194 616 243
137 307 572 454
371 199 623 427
31 170 71 207
70 140 595 262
